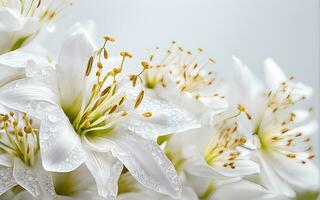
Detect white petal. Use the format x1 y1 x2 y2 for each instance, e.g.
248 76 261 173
237 114 257 149
13 158 56 198
0 8 23 32
256 151 296 198
0 49 48 69
264 58 314 100
0 79 87 172
57 23 95 108
231 56 265 113
213 180 290 200
268 151 319 191
121 81 200 139
264 58 287 91
85 151 123 199
0 153 13 167
0 166 16 195
102 131 181 198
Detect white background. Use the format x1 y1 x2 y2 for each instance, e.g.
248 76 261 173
44 0 319 162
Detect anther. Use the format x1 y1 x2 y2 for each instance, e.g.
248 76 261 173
103 36 115 42
141 61 150 69
134 91 144 109
143 112 153 117
97 62 103 69
286 153 296 158
86 56 94 76
120 52 133 58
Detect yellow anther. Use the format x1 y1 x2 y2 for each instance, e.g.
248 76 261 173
103 36 115 42
143 112 153 117
97 62 103 69
286 153 296 158
141 61 150 69
86 56 94 76
209 58 216 64
120 52 133 58
134 91 144 109
103 49 109 59
237 104 246 112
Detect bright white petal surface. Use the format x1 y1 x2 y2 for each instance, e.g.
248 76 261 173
85 151 123 199
0 79 87 172
232 56 264 104
256 152 296 198
0 166 16 195
0 8 24 32
56 24 95 108
13 158 55 198
121 81 200 139
213 180 290 200
0 50 48 87
267 151 319 191
86 130 181 198
264 58 287 91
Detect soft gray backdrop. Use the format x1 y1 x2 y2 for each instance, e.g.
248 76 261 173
43 0 319 162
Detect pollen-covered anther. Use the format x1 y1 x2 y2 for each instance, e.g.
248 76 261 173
104 36 115 42
97 61 103 69
286 153 296 158
308 155 315 160
281 128 290 134
120 51 133 58
142 112 153 117
141 61 150 69
209 58 216 64
134 91 144 109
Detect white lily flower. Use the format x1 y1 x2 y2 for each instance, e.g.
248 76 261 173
0 25 200 199
163 111 259 181
0 0 70 90
230 56 319 197
142 42 228 125
0 0 73 54
0 105 55 199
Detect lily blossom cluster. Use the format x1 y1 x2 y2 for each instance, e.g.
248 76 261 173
0 1 318 200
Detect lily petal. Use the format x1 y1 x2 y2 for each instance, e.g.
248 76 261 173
264 58 287 91
121 81 200 139
256 151 296 198
13 158 56 198
85 151 123 199
268 151 319 191
56 23 95 109
213 180 289 200
0 79 87 172
88 130 181 198
264 58 313 100
0 166 16 195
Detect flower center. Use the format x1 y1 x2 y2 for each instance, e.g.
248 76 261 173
255 83 315 164
144 42 225 100
68 37 147 138
0 112 39 166
204 105 249 168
